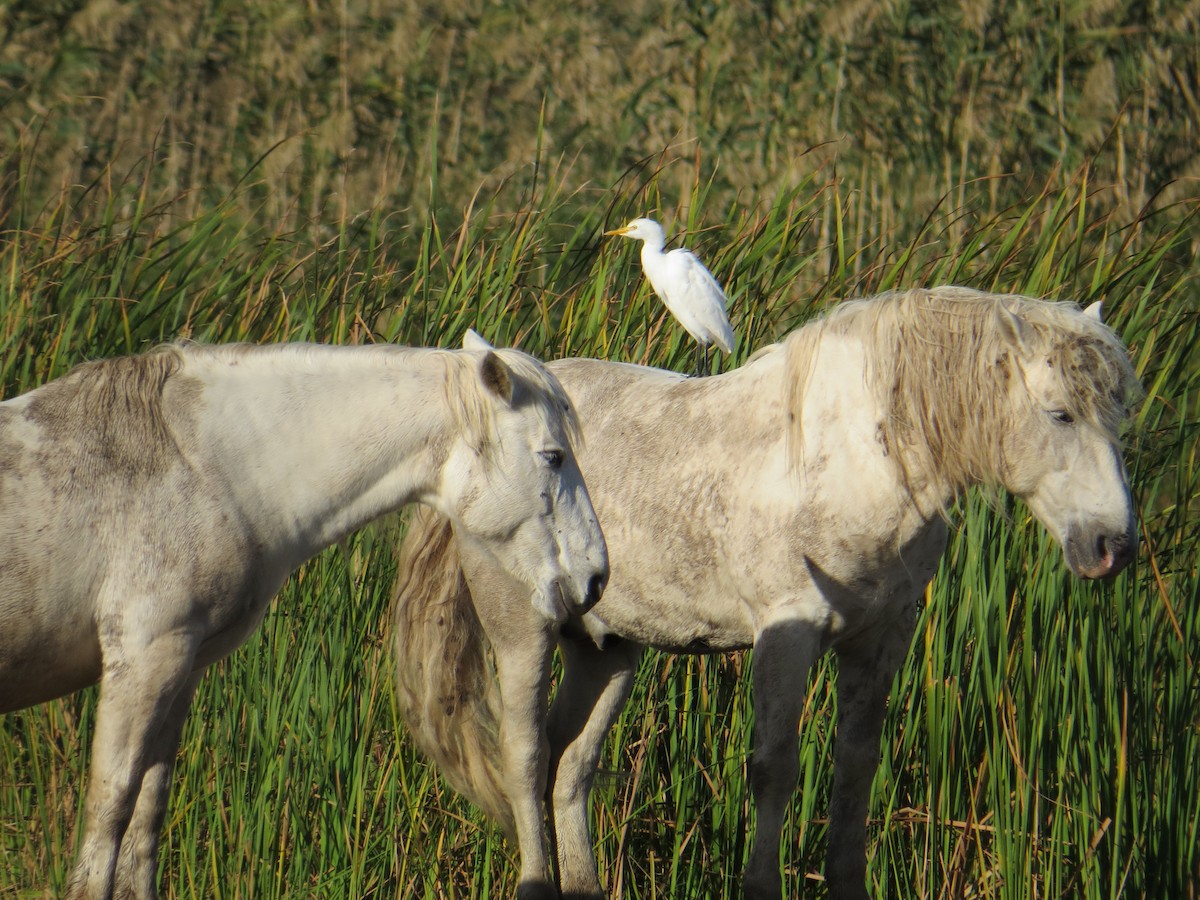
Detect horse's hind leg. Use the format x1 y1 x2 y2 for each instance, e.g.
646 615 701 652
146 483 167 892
826 609 915 900
113 671 202 900
66 631 198 900
547 634 642 899
742 619 821 900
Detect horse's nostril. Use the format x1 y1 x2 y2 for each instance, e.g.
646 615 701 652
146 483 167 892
1111 531 1135 569
585 572 607 608
1093 529 1135 576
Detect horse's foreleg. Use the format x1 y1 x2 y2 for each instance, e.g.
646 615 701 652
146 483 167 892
547 635 642 899
826 610 915 900
492 632 558 900
739 624 825 897
66 631 198 900
743 620 821 900
113 671 202 900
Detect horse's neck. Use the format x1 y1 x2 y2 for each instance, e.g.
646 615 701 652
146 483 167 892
797 335 954 525
186 349 450 560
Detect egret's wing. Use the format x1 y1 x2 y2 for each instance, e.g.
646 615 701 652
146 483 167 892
673 249 737 353
676 250 727 305
649 251 705 341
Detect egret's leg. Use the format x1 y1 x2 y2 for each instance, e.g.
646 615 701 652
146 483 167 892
826 610 915 899
547 635 642 898
742 620 821 900
65 631 198 900
113 671 202 900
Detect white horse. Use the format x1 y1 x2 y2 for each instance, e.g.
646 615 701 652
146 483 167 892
0 334 608 900
391 287 1140 899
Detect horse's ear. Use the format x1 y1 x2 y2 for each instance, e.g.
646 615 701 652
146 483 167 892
479 351 514 404
996 304 1031 351
1084 300 1104 322
463 329 494 351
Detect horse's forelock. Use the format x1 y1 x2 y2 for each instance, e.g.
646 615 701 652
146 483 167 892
446 349 582 459
1043 326 1141 440
496 348 584 450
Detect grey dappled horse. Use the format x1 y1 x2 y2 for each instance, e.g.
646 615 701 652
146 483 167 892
392 287 1139 899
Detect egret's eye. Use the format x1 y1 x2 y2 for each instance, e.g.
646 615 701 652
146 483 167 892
540 449 564 469
1050 409 1075 425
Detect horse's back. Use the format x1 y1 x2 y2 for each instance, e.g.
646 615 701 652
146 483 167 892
540 356 803 651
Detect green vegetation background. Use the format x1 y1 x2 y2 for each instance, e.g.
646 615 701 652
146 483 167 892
1 0 1197 897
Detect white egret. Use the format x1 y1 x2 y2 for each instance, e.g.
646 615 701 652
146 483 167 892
605 217 737 375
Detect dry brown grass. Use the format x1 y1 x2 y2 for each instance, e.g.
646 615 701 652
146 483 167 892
2 0 1196 239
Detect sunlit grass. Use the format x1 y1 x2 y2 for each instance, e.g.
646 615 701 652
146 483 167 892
0 148 1196 899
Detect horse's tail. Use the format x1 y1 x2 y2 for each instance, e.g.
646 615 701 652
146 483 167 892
390 506 515 838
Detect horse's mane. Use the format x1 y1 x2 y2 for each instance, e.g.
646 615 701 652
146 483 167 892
175 340 583 457
27 346 184 477
783 286 1140 497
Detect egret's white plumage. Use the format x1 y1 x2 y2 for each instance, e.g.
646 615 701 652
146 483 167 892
606 217 736 373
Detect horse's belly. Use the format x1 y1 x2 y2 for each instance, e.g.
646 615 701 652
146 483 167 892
0 606 101 712
589 574 757 653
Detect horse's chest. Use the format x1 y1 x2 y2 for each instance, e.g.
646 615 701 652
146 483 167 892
164 503 295 651
188 560 284 667
801 520 947 640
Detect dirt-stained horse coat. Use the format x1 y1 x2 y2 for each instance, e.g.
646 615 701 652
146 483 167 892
0 337 608 900
392 287 1140 899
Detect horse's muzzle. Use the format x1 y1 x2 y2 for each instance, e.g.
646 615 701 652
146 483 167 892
560 568 608 617
537 566 608 623
583 569 608 612
1068 524 1136 579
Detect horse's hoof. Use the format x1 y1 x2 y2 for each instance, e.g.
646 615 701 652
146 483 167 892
515 880 561 900
741 875 783 900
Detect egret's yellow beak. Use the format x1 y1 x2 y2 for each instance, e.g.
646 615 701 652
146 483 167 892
604 226 631 237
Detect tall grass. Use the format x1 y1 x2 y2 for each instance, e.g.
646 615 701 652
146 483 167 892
0 136 1196 900
4 1 1196 242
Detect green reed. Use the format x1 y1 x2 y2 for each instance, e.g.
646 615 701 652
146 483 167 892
0 145 1196 900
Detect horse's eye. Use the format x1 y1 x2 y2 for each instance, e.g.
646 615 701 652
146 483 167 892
1050 409 1075 425
540 449 564 469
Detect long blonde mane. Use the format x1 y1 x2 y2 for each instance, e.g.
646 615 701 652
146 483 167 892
783 286 1140 497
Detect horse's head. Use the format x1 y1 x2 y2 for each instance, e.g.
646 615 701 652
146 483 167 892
438 331 608 622
996 300 1140 578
